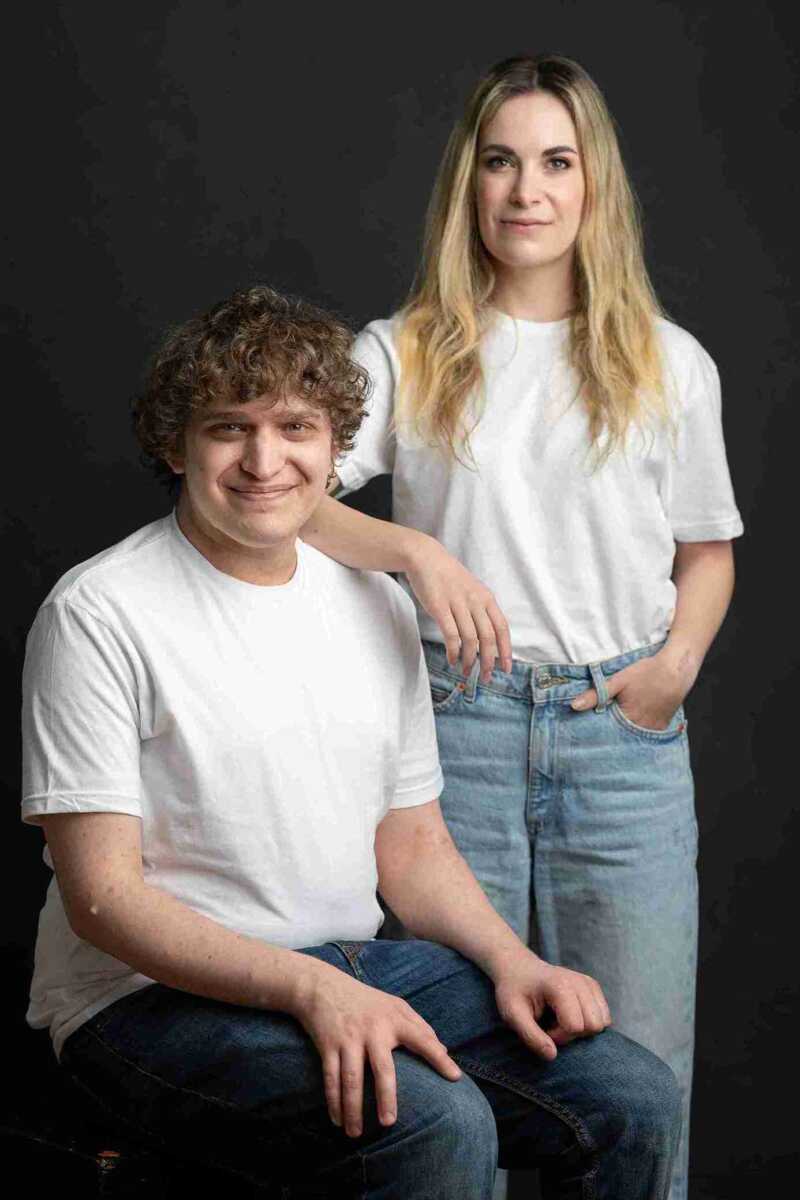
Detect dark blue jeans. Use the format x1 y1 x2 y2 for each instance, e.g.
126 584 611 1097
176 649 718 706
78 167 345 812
60 939 681 1198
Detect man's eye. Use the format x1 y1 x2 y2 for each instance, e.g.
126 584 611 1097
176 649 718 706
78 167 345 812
284 422 310 433
210 423 246 435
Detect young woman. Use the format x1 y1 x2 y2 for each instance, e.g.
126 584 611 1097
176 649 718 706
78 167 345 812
301 54 742 1200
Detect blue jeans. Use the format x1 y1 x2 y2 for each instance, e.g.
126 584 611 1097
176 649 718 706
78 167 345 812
424 639 698 1200
60 939 680 1198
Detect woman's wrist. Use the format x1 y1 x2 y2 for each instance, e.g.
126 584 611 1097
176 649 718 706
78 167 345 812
657 637 701 692
399 527 442 577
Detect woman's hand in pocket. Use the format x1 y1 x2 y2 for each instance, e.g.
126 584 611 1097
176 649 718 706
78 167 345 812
570 649 697 731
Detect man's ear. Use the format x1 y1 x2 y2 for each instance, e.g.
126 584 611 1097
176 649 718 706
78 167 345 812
164 445 185 476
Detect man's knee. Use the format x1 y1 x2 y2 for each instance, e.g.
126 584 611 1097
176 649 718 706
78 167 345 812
595 1031 683 1152
388 1054 498 1191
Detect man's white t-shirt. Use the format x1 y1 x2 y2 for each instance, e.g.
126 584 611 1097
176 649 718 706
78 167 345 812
22 513 442 1058
338 312 744 666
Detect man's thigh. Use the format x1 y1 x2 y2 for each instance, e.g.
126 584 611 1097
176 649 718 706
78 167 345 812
58 942 499 1195
353 938 679 1174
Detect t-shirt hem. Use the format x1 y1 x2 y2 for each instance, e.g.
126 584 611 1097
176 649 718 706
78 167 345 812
22 794 142 825
46 975 158 1061
390 768 444 809
672 515 744 541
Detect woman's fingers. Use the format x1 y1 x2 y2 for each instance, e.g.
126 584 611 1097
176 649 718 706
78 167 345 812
485 597 513 674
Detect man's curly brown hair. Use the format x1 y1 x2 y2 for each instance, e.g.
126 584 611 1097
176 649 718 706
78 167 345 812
133 285 370 485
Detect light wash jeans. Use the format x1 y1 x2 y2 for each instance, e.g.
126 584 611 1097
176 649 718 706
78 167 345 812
424 638 698 1200
60 939 681 1198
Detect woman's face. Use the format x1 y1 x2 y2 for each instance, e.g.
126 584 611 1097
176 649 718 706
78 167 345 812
475 91 585 277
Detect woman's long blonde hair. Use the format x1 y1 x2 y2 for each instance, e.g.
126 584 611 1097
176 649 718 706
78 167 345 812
395 54 668 463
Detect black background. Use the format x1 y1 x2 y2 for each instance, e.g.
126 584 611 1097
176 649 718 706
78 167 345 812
2 2 798 1195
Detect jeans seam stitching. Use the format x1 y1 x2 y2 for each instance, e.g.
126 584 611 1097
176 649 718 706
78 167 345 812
454 1055 601 1200
451 1054 599 1153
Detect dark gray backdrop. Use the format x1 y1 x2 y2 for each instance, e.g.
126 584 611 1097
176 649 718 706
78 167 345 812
2 2 797 1196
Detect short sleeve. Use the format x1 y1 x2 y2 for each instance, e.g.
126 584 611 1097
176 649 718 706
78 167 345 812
666 341 744 542
22 600 142 825
337 322 398 493
390 600 443 810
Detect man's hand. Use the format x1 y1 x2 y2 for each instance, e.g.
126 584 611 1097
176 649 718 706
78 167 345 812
570 647 698 731
294 966 462 1138
404 534 512 683
492 951 612 1060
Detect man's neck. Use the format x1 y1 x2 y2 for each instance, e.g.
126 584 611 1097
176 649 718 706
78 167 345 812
175 498 298 587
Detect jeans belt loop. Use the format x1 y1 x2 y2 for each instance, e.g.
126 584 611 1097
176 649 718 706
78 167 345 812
588 661 609 712
463 655 481 704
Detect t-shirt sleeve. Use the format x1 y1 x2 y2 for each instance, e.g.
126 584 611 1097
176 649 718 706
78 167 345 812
336 324 397 494
666 341 744 542
390 598 443 810
21 599 142 825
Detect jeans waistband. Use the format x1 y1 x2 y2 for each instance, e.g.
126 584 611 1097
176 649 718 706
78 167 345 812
422 639 667 704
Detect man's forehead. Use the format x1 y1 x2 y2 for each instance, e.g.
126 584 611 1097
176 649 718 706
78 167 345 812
200 394 329 422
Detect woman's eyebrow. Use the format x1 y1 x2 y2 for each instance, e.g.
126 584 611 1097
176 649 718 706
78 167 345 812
479 142 578 156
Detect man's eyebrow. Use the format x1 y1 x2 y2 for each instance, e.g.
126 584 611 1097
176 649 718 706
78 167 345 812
201 405 323 423
478 142 578 157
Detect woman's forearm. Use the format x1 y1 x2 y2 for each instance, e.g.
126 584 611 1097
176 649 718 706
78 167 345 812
300 494 430 573
662 540 736 678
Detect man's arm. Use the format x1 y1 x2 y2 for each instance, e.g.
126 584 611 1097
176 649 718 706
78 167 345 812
375 800 611 1058
43 811 461 1138
301 493 512 682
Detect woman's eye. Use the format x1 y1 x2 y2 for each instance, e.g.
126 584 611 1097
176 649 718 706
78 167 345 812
485 155 512 170
547 157 570 171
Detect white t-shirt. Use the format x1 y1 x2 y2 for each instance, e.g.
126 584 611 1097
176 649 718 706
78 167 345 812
22 512 442 1057
338 312 743 665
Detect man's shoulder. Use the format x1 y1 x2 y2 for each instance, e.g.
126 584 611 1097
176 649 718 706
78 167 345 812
300 542 416 621
40 515 174 617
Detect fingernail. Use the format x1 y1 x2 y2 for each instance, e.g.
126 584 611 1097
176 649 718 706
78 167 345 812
383 1111 396 1124
571 699 585 710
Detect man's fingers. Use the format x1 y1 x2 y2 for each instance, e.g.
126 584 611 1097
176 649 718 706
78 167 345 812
322 1051 342 1127
501 999 558 1060
402 1024 462 1080
340 1044 365 1138
546 986 585 1044
367 1043 399 1127
570 688 597 711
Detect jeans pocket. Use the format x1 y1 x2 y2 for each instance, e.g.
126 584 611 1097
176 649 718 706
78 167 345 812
428 666 465 713
609 700 687 742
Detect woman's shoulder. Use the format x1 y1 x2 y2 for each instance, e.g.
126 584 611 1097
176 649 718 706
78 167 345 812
654 316 717 379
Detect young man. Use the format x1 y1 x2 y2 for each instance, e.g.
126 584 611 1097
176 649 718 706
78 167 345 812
22 286 680 1198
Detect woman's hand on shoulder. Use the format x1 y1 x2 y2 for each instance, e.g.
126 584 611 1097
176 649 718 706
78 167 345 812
404 534 512 683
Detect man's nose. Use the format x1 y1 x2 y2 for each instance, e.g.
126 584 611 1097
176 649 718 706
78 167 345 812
239 430 285 478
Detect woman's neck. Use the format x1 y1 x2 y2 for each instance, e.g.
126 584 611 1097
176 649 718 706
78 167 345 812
490 259 575 323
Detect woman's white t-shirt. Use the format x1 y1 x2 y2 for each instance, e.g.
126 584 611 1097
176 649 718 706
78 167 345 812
337 312 743 666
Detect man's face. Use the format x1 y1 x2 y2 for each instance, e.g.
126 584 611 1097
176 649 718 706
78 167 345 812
168 393 334 566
